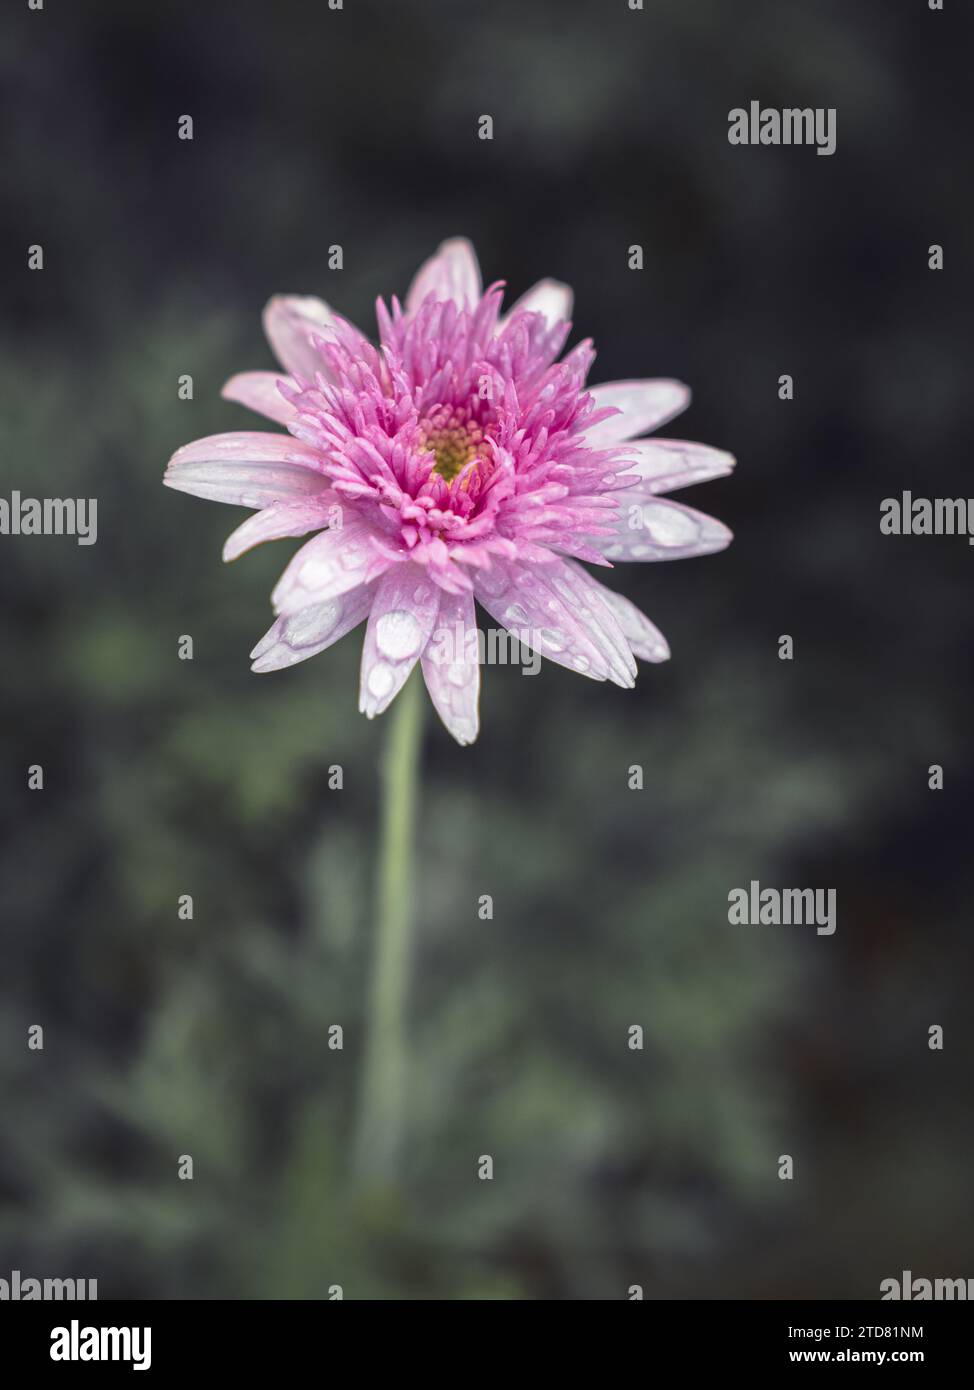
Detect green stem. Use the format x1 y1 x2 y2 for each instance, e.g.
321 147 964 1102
353 670 424 1186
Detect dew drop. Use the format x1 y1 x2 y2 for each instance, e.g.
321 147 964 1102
289 598 341 646
643 504 698 544
367 662 396 699
306 555 336 584
375 609 424 660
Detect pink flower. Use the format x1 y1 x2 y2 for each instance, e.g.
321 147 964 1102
164 239 733 745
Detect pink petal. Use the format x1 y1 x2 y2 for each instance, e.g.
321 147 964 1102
405 238 482 314
359 568 441 718
586 574 671 663
221 372 297 427
614 439 736 494
500 278 573 329
597 498 733 561
475 557 636 688
262 295 341 380
223 493 340 563
420 590 480 745
272 521 394 616
250 583 375 673
164 432 330 507
585 380 691 445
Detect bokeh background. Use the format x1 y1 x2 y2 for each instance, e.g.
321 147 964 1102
1 0 972 1300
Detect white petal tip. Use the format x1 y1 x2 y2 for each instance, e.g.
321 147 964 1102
438 235 475 253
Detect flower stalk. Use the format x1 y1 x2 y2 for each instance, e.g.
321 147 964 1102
352 669 425 1185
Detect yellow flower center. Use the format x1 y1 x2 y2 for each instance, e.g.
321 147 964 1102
420 414 488 484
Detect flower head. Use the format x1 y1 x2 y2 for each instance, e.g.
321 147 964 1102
164 238 733 744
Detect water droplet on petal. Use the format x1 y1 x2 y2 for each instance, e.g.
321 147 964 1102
504 602 529 625
307 555 336 584
375 609 424 660
367 662 396 699
447 661 470 688
539 628 566 652
643 504 698 544
290 599 341 646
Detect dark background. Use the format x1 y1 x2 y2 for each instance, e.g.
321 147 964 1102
1 0 972 1299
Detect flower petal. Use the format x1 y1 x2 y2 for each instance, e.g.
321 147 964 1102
223 493 340 563
597 498 733 561
359 568 441 718
262 295 341 380
585 380 691 445
405 238 482 314
614 439 736 494
475 557 636 688
421 590 481 745
250 583 375 673
164 432 330 507
500 278 573 329
272 521 394 616
221 371 297 427
586 575 671 663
